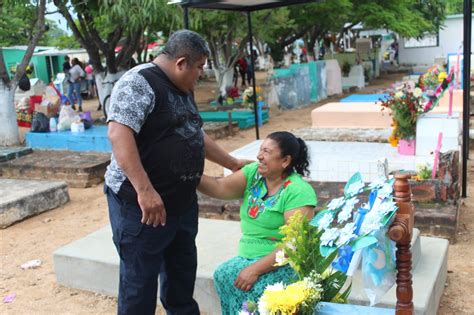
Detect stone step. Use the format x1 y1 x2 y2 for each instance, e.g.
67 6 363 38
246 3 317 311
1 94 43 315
0 178 69 228
293 127 391 143
53 220 442 315
0 150 110 188
0 147 32 163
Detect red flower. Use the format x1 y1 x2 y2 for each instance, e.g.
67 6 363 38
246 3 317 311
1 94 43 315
249 206 259 218
283 180 292 188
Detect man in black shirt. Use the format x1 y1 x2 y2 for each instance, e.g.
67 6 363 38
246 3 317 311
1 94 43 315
105 30 249 315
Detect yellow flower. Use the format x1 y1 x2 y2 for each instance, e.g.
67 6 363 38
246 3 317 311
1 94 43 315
394 91 404 99
388 135 399 147
260 280 316 314
438 71 447 82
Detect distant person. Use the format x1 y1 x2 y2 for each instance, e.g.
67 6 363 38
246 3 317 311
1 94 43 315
236 57 247 88
85 62 95 98
67 58 85 111
390 38 399 66
245 53 254 86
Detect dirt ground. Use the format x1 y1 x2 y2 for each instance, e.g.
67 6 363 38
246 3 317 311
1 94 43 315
0 72 473 314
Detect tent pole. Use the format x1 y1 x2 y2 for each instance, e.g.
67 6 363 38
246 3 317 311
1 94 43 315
462 0 472 198
247 11 259 140
184 7 189 29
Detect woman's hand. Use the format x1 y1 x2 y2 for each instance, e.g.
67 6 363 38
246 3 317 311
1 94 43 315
234 265 260 292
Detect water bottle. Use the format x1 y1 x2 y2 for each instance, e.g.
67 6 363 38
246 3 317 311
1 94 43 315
49 117 57 132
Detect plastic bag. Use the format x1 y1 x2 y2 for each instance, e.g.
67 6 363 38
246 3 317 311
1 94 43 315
31 112 50 132
57 105 80 131
79 111 93 129
18 74 30 91
361 228 396 306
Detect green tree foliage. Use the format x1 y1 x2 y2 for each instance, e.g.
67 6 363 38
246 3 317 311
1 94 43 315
0 0 48 86
445 0 463 14
0 4 77 48
53 0 180 73
258 0 447 62
0 3 38 46
349 0 444 38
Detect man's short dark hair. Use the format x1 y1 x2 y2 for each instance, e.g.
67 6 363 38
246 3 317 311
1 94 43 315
162 30 210 65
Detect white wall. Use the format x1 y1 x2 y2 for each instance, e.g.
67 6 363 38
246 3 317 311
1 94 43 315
399 14 474 66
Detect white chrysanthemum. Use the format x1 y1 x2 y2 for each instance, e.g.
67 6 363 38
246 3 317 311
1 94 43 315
413 87 423 97
336 223 356 246
346 181 365 196
395 91 404 99
321 228 340 247
264 282 284 292
257 300 269 315
327 197 345 210
275 250 288 266
318 213 334 230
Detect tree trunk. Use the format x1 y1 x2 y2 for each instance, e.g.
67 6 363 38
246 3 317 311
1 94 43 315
0 81 20 146
213 67 234 99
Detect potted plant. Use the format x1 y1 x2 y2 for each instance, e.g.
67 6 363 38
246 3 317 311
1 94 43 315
380 84 425 155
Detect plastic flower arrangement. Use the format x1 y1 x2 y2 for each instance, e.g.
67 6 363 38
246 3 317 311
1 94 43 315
413 163 432 180
380 84 425 144
422 70 455 112
243 86 264 109
310 172 398 306
254 212 350 314
418 65 445 93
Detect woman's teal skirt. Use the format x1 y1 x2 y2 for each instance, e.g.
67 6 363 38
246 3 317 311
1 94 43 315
213 256 297 314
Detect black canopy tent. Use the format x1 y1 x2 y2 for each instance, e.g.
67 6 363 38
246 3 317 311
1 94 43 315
462 0 471 197
174 0 320 140
175 0 472 197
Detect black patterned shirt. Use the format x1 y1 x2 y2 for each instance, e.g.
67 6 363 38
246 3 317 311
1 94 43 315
105 63 204 215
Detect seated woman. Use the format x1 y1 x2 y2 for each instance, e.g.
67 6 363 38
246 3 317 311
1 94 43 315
198 131 317 314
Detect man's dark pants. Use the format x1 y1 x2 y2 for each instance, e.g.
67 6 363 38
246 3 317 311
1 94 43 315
105 185 200 315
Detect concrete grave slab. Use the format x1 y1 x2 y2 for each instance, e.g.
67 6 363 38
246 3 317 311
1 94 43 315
0 179 69 228
53 220 441 315
0 150 110 188
0 147 32 163
311 102 392 129
225 141 433 182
